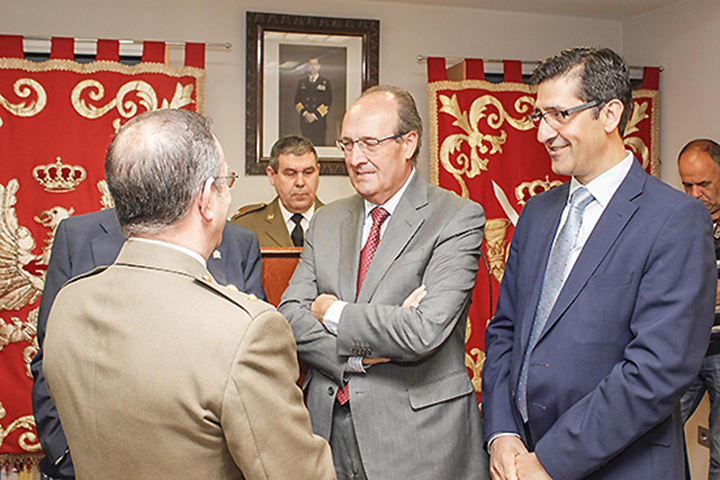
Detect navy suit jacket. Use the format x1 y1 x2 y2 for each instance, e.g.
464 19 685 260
483 160 716 479
30 208 265 477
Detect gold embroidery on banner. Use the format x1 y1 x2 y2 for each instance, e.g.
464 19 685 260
35 206 74 265
0 58 205 114
623 100 650 171
436 93 534 198
0 180 45 311
71 79 196 128
0 78 47 119
465 347 486 395
32 157 87 193
97 180 115 209
0 403 41 452
484 218 511 283
628 90 660 178
0 308 38 379
428 80 538 187
515 175 563 207
464 316 486 396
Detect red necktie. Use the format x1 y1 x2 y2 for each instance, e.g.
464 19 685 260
338 207 389 405
357 207 389 296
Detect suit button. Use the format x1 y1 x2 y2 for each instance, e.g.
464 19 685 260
328 386 335 396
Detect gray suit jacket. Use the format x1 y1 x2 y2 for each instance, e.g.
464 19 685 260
43 241 335 480
279 174 489 480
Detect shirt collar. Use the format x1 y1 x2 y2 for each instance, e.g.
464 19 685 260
363 168 415 218
129 237 207 267
569 151 634 208
278 200 315 224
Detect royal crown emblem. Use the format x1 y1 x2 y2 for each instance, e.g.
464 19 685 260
32 157 87 193
515 175 563 206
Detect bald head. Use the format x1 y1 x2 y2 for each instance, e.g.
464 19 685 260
678 139 720 220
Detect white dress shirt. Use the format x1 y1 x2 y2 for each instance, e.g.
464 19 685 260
278 200 315 238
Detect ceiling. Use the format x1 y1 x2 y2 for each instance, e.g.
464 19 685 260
364 0 682 20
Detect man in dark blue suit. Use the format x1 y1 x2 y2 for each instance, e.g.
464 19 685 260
482 47 716 480
30 207 265 479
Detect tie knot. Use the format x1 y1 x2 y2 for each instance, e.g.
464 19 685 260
371 207 389 225
570 187 594 212
291 213 304 225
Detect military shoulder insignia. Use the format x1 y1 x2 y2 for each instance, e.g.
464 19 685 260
231 203 266 221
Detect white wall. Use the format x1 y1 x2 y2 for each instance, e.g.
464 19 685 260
623 0 720 189
1 0 622 214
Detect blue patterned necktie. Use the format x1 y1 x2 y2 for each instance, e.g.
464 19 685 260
516 186 594 422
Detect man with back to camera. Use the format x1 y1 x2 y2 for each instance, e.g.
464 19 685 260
232 135 323 248
678 138 720 479
295 56 332 146
31 208 266 480
279 85 489 480
482 47 716 480
42 109 336 480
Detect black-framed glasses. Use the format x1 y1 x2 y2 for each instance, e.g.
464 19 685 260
528 100 602 128
214 171 238 189
335 131 408 154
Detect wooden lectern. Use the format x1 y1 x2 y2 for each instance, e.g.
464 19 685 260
260 247 303 307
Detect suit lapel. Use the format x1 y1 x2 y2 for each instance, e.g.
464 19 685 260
339 196 364 302
537 161 645 344
91 211 126 266
519 185 569 354
356 176 427 303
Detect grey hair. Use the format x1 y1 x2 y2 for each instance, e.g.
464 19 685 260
361 85 423 164
105 109 222 237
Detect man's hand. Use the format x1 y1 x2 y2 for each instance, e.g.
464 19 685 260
311 294 338 323
303 111 318 123
490 436 528 480
402 285 427 308
715 281 720 306
515 453 552 480
362 357 390 365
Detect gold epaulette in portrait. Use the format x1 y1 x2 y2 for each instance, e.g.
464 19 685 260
231 203 266 221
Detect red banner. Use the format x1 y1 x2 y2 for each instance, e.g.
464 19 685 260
427 58 660 406
0 36 204 468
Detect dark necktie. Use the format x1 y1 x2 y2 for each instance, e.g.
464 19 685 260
337 207 389 406
290 213 304 247
516 187 594 421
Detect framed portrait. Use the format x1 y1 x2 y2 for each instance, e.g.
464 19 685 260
245 12 380 175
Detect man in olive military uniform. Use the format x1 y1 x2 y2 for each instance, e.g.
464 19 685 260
295 57 332 146
233 135 323 248
43 110 336 480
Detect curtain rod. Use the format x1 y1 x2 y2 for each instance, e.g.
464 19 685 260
22 36 231 50
416 55 663 72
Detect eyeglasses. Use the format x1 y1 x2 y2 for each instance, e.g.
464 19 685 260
528 100 602 128
335 132 408 154
214 171 238 189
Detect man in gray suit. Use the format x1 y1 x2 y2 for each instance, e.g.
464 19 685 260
279 85 489 480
